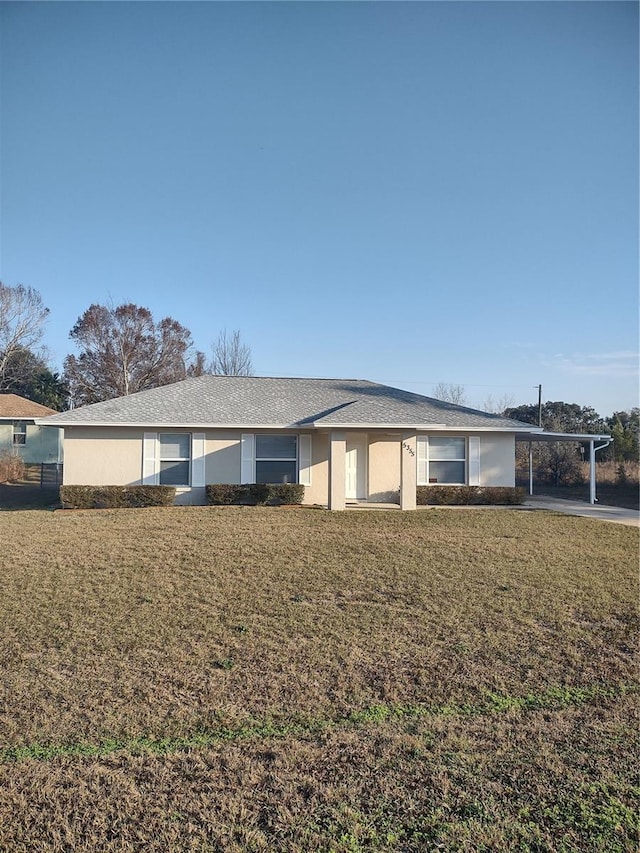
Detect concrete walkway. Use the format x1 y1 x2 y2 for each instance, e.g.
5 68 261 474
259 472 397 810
523 495 639 527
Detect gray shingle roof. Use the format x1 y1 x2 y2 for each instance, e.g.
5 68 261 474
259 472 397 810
38 376 535 430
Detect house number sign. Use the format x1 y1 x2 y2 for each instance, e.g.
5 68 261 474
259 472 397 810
402 442 415 456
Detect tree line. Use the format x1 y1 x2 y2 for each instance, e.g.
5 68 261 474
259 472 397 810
0 281 252 411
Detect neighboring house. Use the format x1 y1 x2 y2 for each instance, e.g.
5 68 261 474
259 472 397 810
36 375 547 509
0 394 63 464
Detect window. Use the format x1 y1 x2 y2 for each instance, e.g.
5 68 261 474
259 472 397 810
255 435 297 484
428 437 466 484
13 422 27 446
158 433 190 485
241 434 312 487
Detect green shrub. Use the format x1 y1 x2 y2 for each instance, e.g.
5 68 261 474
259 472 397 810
60 485 176 509
417 486 525 506
255 483 305 505
206 483 305 506
205 484 250 505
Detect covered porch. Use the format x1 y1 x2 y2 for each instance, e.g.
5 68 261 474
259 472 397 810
325 430 417 511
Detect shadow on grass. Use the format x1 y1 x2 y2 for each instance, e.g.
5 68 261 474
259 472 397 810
0 484 60 511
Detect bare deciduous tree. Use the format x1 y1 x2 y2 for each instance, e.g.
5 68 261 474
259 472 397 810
0 282 49 386
64 303 197 406
483 393 515 414
432 382 466 405
210 329 253 376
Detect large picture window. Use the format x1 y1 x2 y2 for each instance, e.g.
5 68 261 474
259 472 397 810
428 437 466 484
159 433 191 486
255 435 297 484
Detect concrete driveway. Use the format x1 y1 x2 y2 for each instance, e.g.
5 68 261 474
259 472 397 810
523 496 639 527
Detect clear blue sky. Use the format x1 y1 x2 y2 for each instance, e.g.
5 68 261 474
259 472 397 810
1 1 637 416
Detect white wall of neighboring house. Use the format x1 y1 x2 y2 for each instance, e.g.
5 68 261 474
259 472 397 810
0 421 62 464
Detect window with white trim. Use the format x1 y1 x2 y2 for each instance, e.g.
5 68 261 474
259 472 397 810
158 433 191 486
255 434 297 484
426 437 466 484
12 421 27 446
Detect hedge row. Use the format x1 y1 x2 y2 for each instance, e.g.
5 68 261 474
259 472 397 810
60 485 176 509
59 483 523 509
206 483 305 506
417 486 525 505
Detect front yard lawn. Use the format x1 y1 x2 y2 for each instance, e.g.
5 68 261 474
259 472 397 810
0 507 637 851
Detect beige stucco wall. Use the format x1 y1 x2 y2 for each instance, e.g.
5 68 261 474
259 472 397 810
202 429 408 506
63 426 146 485
65 427 241 487
477 432 515 487
61 426 517 502
62 427 331 505
204 431 242 484
307 432 329 506
416 431 516 488
204 429 329 506
367 436 400 502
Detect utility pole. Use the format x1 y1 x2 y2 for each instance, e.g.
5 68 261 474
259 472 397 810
537 384 542 428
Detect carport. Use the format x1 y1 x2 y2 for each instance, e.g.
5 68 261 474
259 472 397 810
515 431 612 505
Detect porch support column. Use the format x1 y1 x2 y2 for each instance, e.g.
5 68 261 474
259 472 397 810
328 431 346 511
528 441 534 496
589 440 596 505
400 431 417 511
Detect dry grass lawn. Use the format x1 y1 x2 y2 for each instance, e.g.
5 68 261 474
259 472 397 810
0 506 637 852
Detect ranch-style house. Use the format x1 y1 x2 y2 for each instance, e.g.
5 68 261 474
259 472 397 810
37 376 610 509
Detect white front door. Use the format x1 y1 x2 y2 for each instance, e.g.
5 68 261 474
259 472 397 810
345 434 367 500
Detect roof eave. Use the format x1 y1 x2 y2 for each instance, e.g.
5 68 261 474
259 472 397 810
515 431 612 442
40 420 408 430
38 418 545 433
